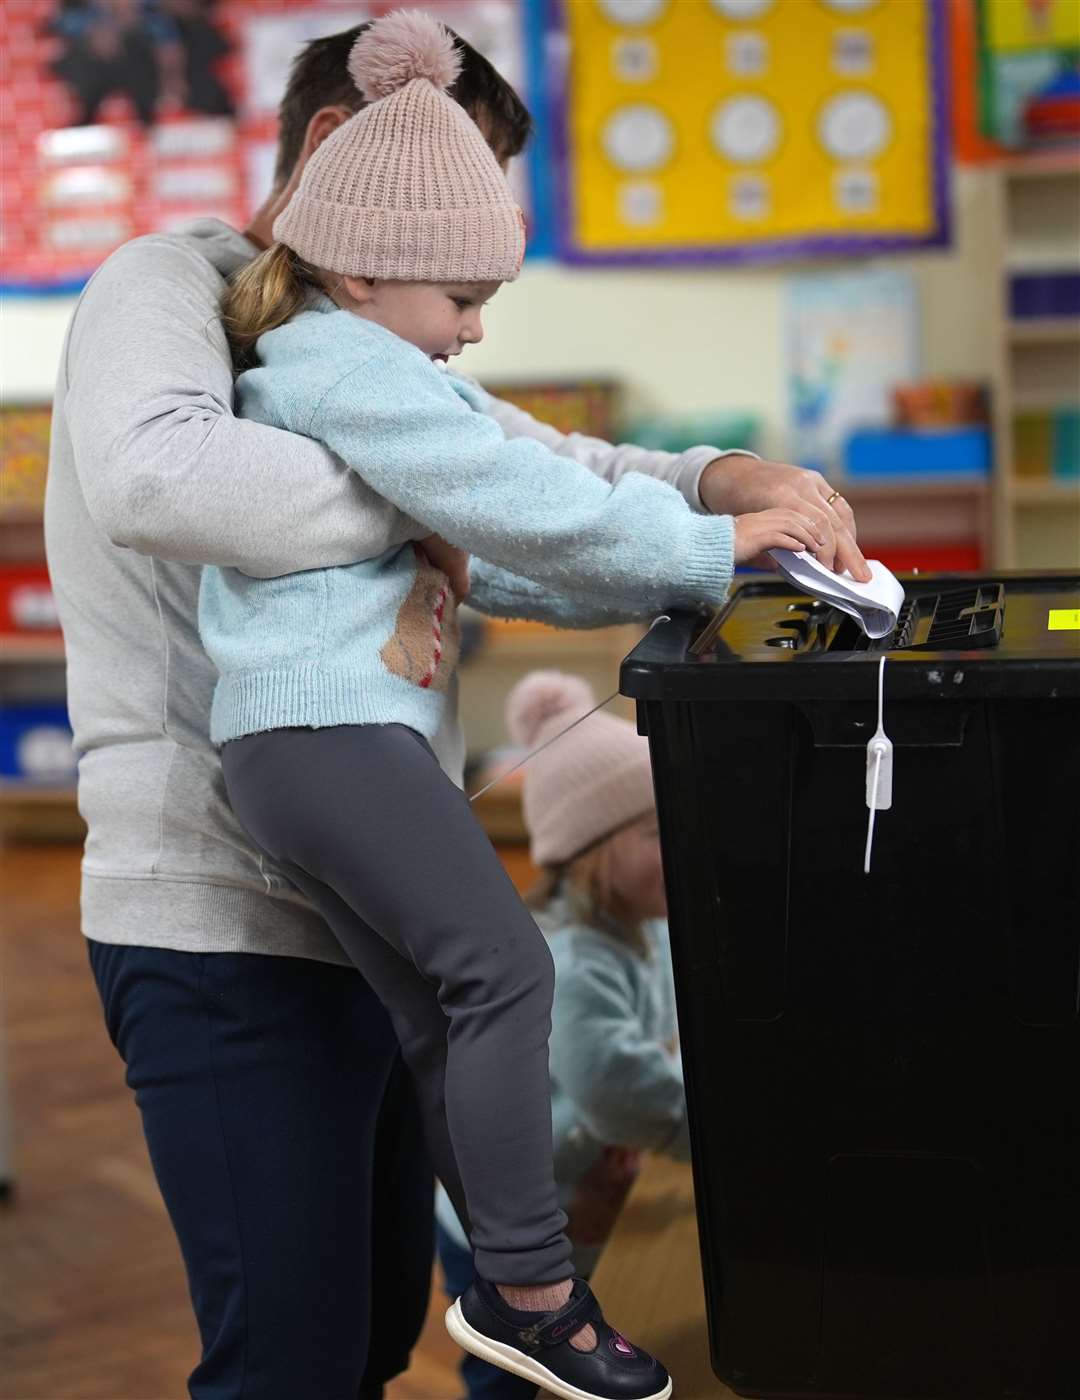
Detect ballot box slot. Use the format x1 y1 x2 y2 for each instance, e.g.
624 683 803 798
754 584 1007 655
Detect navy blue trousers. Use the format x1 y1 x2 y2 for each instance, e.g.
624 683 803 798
88 939 434 1399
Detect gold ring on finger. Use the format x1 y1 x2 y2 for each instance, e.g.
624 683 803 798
825 488 842 506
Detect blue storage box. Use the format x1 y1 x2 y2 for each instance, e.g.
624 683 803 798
0 703 77 783
844 427 991 479
1009 271 1080 320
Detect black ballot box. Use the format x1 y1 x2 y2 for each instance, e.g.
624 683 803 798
620 572 1080 1400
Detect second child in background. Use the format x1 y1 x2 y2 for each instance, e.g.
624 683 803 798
438 671 689 1400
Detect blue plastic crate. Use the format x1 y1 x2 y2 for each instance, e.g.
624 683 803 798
844 427 991 479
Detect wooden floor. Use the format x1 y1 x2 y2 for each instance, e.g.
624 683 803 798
0 840 536 1400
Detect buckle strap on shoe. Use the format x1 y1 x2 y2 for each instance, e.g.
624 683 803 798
520 1285 603 1349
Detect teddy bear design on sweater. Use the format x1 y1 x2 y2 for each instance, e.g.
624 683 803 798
379 546 461 692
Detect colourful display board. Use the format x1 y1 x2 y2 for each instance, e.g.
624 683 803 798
0 0 534 292
786 267 919 473
552 0 950 265
976 0 1080 147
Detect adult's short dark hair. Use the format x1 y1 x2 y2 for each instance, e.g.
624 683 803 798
274 21 533 187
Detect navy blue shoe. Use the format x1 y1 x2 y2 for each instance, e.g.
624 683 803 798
445 1277 672 1400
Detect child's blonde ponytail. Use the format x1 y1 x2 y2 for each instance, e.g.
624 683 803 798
222 243 312 365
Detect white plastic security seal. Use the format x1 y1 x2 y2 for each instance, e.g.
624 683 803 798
864 654 893 874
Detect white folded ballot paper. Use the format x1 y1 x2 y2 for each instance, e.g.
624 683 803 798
768 549 906 640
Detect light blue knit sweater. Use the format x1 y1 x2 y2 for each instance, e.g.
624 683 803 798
200 296 735 745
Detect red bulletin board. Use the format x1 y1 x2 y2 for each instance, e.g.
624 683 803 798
1 0 527 291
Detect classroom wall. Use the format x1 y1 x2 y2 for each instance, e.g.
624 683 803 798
1 169 996 461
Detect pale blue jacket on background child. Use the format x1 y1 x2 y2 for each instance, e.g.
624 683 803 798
437 671 691 1400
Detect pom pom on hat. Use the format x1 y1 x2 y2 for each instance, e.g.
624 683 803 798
348 10 462 102
506 671 595 749
273 3 525 290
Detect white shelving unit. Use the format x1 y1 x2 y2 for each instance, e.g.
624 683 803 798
987 153 1080 568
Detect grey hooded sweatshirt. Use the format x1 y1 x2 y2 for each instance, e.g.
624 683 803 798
45 219 728 965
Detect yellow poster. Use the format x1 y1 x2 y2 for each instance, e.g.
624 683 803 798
557 0 947 262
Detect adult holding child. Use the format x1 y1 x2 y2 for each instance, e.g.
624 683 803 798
46 10 867 1398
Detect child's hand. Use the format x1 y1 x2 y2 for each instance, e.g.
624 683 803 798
733 508 832 570
419 533 471 601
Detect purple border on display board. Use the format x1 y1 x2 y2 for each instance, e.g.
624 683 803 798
547 0 952 267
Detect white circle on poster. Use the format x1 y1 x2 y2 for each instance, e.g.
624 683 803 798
601 104 675 172
619 180 664 226
832 29 874 75
726 31 769 77
819 0 879 13
817 91 892 161
598 0 668 26
834 165 879 213
710 95 782 164
729 174 770 220
612 36 658 82
709 0 775 19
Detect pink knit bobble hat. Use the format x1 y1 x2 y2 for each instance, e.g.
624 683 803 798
272 9 525 283
507 672 657 868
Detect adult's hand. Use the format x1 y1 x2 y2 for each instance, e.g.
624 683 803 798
419 533 471 602
700 454 871 582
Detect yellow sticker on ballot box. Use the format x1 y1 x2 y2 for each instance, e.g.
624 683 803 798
1048 609 1080 630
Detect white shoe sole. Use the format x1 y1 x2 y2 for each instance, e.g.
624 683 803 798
444 1298 674 1400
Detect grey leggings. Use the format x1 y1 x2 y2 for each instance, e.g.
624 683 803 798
221 724 573 1286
